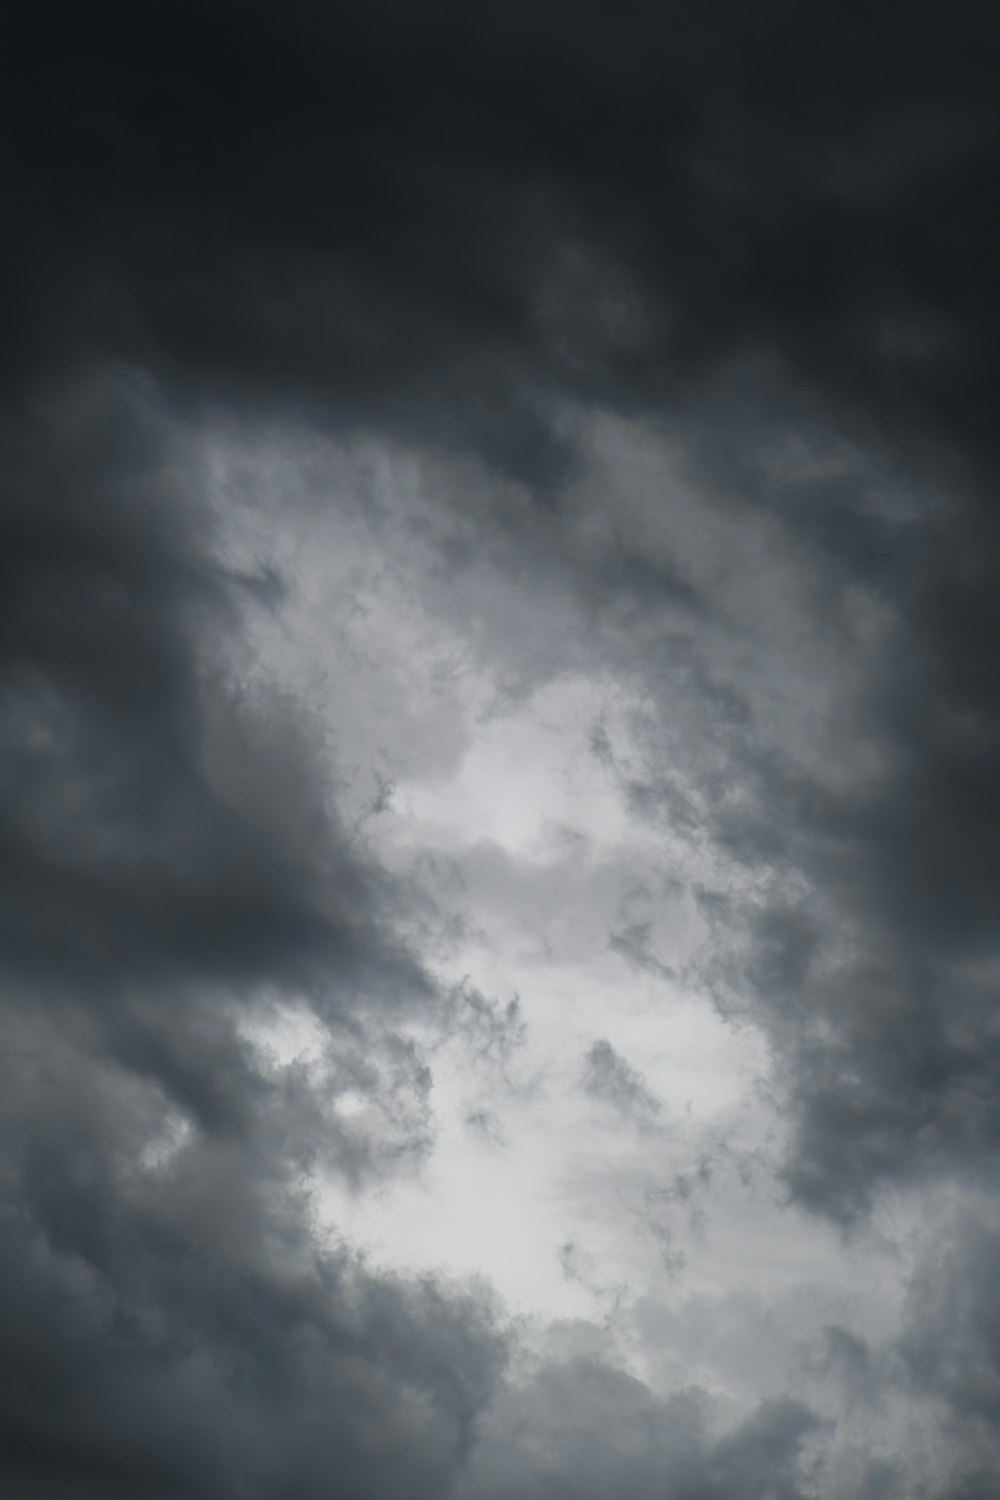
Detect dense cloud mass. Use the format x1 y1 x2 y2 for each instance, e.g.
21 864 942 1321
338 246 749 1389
4 3 1000 1497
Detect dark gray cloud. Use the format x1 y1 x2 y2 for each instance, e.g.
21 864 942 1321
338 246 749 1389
0 366 485 1495
5 1 1000 1495
900 1214 1000 1450
561 383 1000 1223
583 1038 662 1128
469 1357 821 1500
0 1010 507 1500
679 443 1000 1221
5 0 1000 470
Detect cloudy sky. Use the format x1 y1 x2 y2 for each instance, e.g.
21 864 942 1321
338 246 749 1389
5 4 1000 1497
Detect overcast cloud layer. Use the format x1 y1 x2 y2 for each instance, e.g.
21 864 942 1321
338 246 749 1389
4 4 1000 1498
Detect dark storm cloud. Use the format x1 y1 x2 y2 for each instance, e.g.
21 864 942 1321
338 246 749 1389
5 0 1000 471
6 0 1000 1495
0 366 480 1495
670 417 1000 1220
0 370 433 1067
470 1362 820 1500
772 1212 1000 1497
899 1215 1000 1445
0 1018 507 1500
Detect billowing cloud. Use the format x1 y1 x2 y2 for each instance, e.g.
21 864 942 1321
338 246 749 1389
4 3 1000 1497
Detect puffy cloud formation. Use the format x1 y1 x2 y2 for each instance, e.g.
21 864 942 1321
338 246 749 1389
4 4 1000 1497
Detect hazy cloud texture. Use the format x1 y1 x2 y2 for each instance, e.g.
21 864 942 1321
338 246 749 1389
4 3 1000 1497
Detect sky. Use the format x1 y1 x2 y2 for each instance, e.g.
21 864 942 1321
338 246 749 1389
4 3 1000 1497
